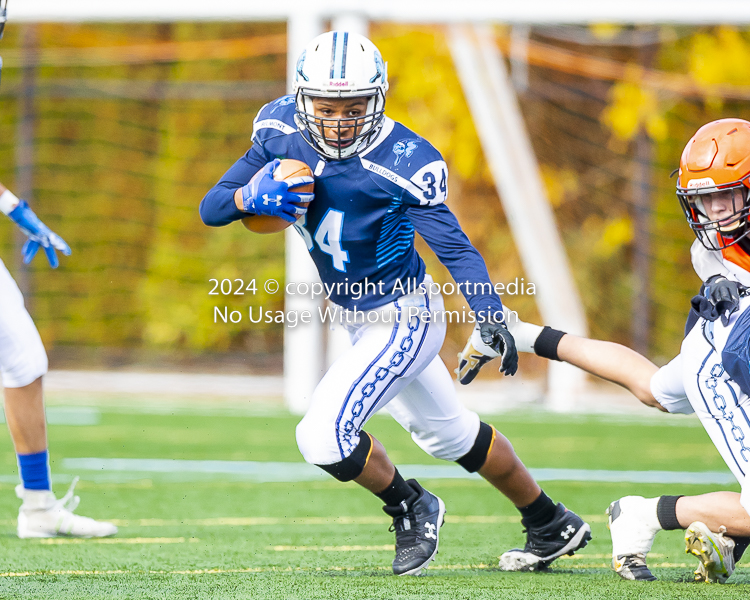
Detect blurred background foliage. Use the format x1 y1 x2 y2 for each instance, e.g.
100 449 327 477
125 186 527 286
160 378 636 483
1 22 749 372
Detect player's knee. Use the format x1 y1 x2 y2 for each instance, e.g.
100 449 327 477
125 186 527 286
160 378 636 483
295 415 333 465
456 421 495 473
409 410 480 462
296 413 360 468
296 415 372 482
315 432 373 482
0 337 47 389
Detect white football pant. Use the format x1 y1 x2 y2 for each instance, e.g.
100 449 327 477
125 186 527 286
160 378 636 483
296 276 480 466
0 259 48 388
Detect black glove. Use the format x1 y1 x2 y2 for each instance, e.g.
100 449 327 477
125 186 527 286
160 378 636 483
479 320 518 376
701 275 749 326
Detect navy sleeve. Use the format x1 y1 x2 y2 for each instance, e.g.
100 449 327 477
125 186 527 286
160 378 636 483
684 283 704 337
405 202 504 318
199 145 268 227
722 306 750 397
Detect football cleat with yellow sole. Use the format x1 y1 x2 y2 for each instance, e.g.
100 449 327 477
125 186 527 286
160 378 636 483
685 521 735 584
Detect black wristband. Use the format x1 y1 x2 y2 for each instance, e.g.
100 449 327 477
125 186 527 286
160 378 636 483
533 326 566 361
656 495 684 531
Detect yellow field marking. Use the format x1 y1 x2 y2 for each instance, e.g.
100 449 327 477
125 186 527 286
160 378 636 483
0 565 482 577
271 545 394 552
38 537 198 545
263 548 664 560
73 514 605 528
558 553 665 560
2 560 747 578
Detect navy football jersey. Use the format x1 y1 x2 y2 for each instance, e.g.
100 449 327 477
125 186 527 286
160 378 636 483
201 95 504 314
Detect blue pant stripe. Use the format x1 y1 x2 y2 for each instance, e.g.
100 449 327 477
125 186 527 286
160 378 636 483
335 303 402 459
359 291 432 425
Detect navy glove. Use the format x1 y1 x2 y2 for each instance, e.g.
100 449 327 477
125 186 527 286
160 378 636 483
692 275 749 326
8 200 71 268
479 319 518 376
240 159 314 223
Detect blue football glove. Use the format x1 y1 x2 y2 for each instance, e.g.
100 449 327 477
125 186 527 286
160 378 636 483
8 200 71 268
240 159 314 223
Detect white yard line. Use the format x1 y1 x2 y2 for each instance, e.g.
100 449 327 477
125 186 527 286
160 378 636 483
58 457 737 485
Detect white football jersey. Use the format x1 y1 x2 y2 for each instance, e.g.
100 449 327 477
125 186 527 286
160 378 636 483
691 239 750 287
651 295 750 514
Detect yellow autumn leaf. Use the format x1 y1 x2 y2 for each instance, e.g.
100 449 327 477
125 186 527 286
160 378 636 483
594 217 634 258
601 80 662 141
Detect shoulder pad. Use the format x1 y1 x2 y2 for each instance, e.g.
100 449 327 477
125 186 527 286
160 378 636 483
251 96 298 145
360 123 448 206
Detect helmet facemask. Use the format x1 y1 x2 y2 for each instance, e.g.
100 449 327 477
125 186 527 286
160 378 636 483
295 87 386 160
292 31 389 161
678 178 750 250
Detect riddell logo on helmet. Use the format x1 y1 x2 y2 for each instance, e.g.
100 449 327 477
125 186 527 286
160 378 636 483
687 177 716 189
328 81 351 87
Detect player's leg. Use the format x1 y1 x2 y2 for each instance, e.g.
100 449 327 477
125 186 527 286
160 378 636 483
295 293 446 575
678 492 749 583
677 492 750 535
386 355 591 571
4 377 46 454
0 260 116 538
608 416 750 584
607 491 750 583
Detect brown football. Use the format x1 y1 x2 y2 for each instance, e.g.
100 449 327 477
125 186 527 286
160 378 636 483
239 159 314 234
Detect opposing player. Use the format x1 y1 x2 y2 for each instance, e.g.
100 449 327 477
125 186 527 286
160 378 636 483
0 5 116 539
200 31 590 575
459 118 750 583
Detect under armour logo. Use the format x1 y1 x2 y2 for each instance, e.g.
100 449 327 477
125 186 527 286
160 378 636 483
262 194 283 207
425 522 437 540
560 525 576 540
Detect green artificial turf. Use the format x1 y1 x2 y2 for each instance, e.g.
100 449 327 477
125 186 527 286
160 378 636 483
0 398 745 598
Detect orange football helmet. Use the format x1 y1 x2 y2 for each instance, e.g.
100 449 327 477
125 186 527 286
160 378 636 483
677 118 750 250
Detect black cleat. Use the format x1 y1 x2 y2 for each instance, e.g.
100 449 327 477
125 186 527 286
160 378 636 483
383 479 446 576
499 503 592 571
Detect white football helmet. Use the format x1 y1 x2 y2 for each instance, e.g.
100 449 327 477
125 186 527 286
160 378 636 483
293 31 388 160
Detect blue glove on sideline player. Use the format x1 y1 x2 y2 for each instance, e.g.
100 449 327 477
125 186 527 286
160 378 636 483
8 200 71 268
240 159 314 223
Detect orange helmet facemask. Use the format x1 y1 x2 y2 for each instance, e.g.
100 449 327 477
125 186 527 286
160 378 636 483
677 118 750 251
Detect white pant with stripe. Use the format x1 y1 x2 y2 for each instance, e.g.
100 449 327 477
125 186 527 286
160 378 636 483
296 277 479 466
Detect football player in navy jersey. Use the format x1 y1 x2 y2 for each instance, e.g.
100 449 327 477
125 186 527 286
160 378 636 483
200 31 590 575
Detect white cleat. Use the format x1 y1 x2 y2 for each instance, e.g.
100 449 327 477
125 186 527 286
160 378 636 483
606 496 661 581
685 522 735 584
16 477 118 539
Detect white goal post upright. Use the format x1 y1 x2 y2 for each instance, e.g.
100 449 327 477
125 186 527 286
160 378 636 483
283 13 326 415
449 25 589 410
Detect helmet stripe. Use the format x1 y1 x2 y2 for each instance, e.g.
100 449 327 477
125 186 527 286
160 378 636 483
332 31 346 80
341 32 349 79
329 31 337 79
